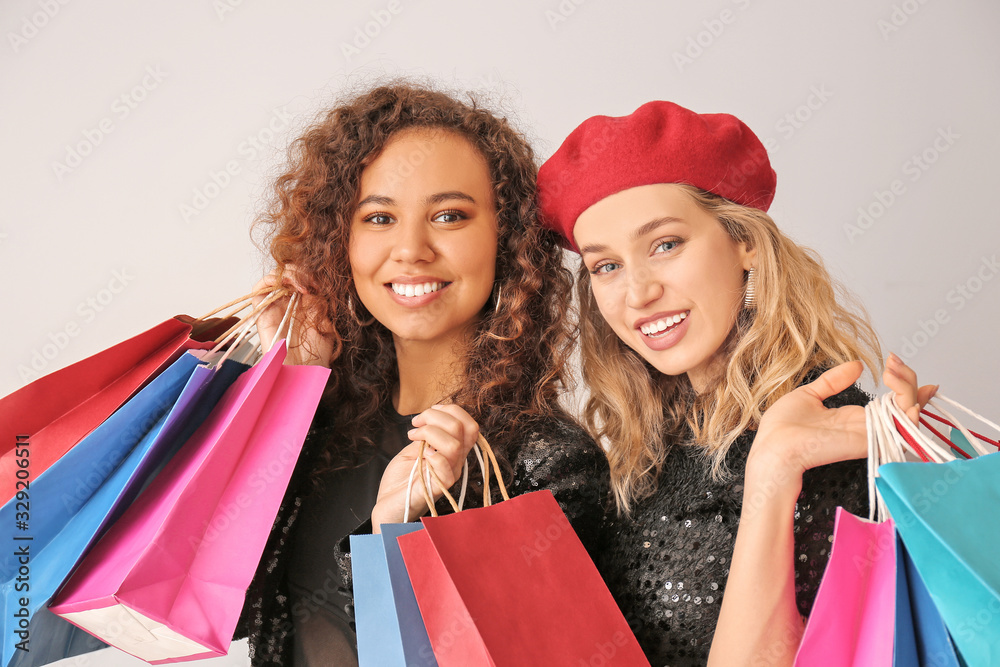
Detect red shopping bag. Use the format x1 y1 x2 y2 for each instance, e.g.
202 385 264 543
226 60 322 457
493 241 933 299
0 317 232 504
397 489 648 666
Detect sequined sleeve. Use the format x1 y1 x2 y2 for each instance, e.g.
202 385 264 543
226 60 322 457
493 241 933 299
507 420 610 558
792 384 872 617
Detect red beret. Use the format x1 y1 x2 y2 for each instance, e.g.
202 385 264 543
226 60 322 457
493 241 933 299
537 101 776 251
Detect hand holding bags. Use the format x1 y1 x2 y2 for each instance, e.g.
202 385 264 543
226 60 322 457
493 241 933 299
364 436 649 667
794 392 964 667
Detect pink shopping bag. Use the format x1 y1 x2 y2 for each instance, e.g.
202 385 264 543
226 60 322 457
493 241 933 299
794 508 898 666
49 340 330 664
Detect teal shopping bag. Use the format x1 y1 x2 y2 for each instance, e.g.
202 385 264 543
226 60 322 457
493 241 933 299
877 452 1000 667
351 523 437 667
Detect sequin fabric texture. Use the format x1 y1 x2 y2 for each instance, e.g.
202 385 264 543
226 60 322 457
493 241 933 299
236 413 609 666
596 385 871 666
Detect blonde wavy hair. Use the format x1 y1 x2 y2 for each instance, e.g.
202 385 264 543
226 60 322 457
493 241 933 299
577 185 883 514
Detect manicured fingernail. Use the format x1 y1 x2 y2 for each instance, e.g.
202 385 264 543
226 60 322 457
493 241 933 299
888 352 901 364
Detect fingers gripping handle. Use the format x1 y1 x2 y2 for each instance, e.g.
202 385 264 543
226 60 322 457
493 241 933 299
402 434 509 523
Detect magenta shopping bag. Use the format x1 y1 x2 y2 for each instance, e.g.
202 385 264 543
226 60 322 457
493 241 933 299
49 341 330 664
795 508 900 666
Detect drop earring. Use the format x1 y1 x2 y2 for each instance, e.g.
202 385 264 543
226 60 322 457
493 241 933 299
743 267 756 309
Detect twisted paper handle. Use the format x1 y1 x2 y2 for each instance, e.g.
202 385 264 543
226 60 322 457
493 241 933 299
402 434 510 523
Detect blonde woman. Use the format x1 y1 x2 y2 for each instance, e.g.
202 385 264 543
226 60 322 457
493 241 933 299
536 100 934 666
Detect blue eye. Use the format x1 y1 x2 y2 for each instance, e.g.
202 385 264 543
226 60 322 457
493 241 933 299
591 261 620 275
654 239 680 254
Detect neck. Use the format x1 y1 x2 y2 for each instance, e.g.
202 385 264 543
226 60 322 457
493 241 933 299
686 353 726 395
393 334 468 416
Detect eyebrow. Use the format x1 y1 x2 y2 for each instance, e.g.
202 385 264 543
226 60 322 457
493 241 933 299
357 191 477 209
579 216 685 255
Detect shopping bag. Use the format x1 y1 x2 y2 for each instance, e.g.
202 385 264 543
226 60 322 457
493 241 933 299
50 339 330 664
0 350 248 667
877 452 1000 667
0 316 229 504
792 391 966 667
794 509 900 666
897 539 961 667
352 523 437 667
396 487 648 667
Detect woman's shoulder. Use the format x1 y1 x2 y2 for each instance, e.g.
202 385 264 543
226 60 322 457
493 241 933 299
504 412 605 465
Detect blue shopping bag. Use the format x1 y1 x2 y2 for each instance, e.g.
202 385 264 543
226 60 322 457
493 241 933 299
0 351 247 667
897 538 961 667
877 452 1000 667
352 523 437 667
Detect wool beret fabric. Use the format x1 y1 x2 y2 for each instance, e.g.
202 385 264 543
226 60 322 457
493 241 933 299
537 100 776 250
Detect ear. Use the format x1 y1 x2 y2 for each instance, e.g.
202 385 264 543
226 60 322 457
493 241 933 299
738 242 757 272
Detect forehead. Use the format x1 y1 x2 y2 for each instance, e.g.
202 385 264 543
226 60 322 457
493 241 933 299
573 184 704 245
359 128 491 194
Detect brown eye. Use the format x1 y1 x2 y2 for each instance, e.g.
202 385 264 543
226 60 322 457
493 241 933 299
365 213 393 225
433 210 465 223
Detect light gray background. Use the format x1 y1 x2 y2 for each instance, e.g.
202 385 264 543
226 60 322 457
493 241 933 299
2 1 997 665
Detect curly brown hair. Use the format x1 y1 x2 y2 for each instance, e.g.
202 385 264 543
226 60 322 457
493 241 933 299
254 82 575 478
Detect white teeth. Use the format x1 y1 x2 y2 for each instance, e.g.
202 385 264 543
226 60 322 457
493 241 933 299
391 282 443 297
639 311 689 336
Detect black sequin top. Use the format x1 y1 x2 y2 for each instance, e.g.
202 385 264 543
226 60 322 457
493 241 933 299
596 384 871 666
236 409 609 666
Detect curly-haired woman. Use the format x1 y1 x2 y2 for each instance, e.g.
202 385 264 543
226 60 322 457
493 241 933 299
236 83 609 666
536 100 933 666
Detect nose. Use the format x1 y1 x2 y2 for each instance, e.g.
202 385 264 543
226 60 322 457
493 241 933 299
389 219 435 264
624 266 662 310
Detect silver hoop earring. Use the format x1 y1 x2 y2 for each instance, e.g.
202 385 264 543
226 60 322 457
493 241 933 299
743 267 756 309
